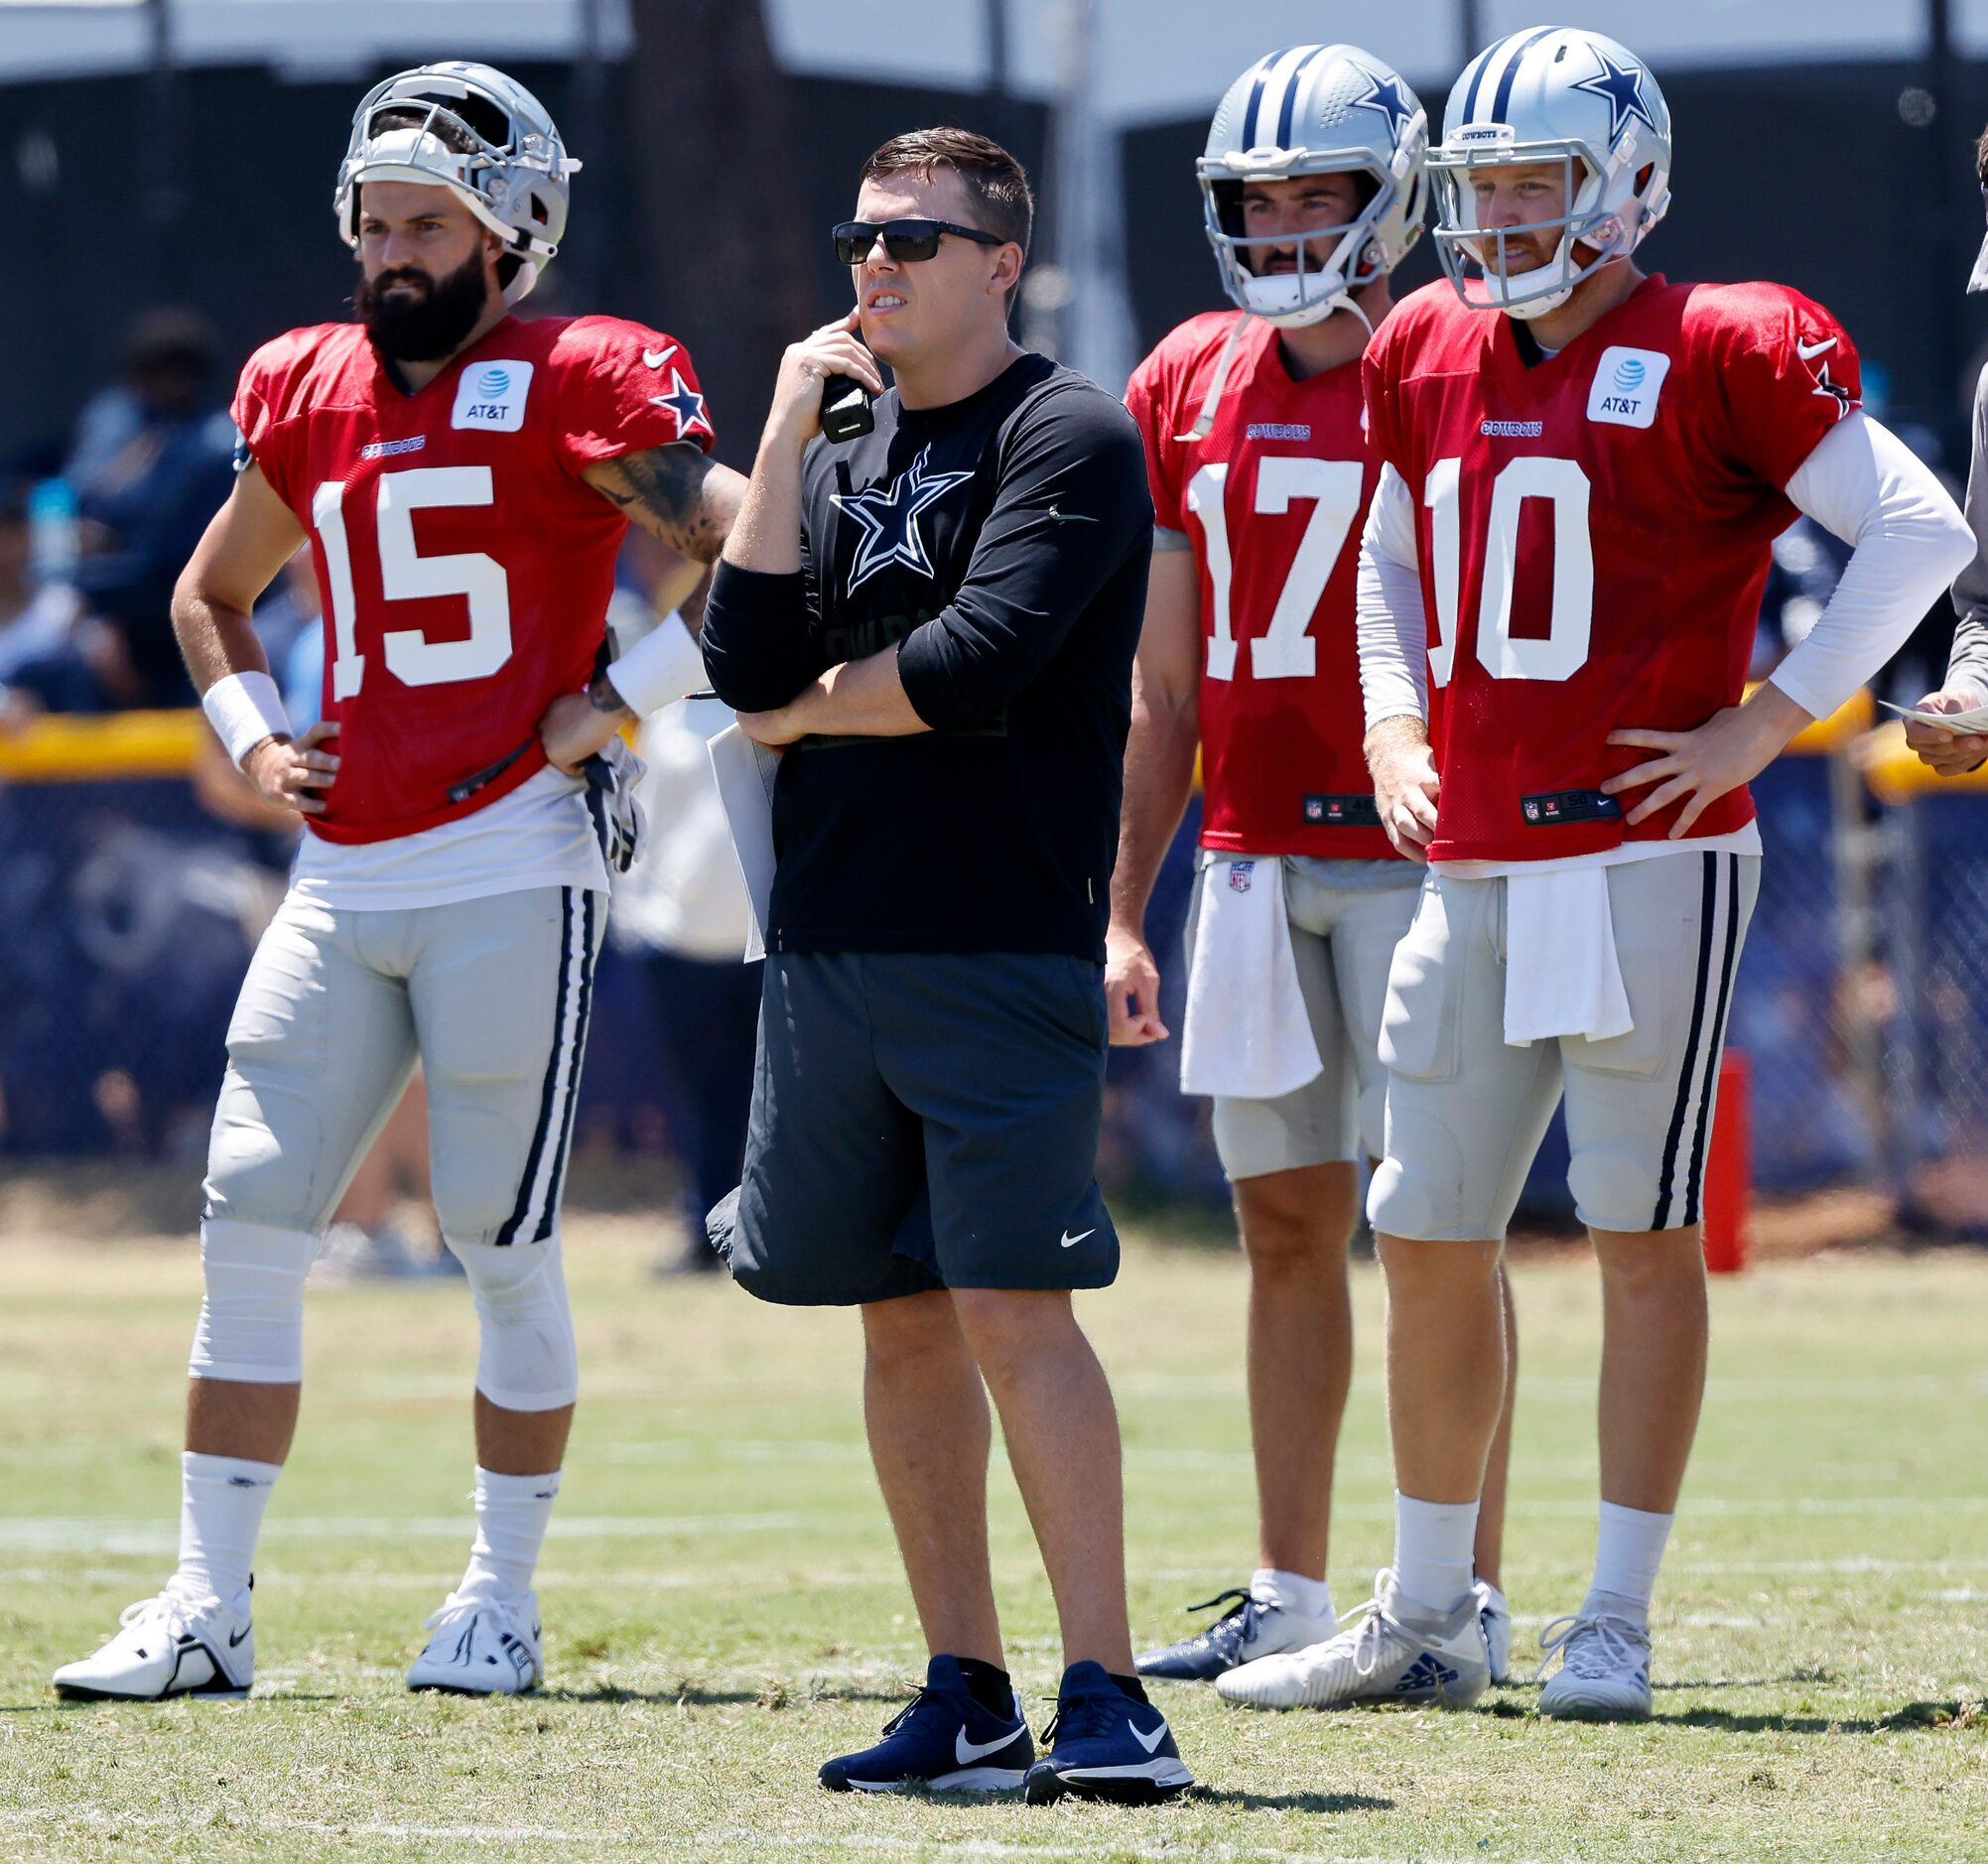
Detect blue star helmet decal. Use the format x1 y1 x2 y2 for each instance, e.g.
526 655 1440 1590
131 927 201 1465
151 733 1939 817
647 369 712 441
1352 69 1416 139
832 444 976 593
1571 47 1658 146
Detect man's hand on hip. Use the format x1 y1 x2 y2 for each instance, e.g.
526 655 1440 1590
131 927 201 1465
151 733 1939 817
540 673 631 776
1366 717 1439 862
243 721 339 818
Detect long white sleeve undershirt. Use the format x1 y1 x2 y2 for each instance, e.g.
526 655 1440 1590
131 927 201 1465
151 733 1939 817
1355 411 1974 737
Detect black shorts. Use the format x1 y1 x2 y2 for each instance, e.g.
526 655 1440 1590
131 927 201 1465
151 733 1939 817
709 950 1120 1305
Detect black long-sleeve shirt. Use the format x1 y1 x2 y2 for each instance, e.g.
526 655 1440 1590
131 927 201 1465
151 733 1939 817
703 352 1152 959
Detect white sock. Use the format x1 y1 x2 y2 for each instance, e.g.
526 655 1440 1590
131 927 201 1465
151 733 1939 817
1587 1500 1673 1621
1392 1492 1480 1617
457 1467 561 1605
173 1450 280 1605
1250 1567 1332 1621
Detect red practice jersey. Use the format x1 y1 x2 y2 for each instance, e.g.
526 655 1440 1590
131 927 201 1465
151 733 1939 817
1363 274 1859 863
233 314 713 844
1127 311 1395 861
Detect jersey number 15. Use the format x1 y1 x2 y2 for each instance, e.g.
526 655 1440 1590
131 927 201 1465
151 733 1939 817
311 466 513 701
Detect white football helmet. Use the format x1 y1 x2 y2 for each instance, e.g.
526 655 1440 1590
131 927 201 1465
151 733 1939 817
1429 26 1671 320
335 62 581 308
1198 44 1428 331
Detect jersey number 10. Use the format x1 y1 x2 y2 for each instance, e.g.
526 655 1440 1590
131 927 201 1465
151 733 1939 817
1423 456 1593 686
311 466 513 701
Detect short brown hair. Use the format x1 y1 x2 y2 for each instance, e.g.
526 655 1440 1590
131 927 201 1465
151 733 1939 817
858 128 1034 260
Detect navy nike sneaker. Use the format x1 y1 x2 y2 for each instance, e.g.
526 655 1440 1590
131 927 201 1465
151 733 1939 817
1135 1584 1337 1682
820 1655 1032 1794
1023 1662 1194 1805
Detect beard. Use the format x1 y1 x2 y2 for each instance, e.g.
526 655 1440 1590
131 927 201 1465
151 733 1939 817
355 245 493 362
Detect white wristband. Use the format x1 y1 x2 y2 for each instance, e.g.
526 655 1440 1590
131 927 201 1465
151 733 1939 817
605 609 705 717
202 671 293 768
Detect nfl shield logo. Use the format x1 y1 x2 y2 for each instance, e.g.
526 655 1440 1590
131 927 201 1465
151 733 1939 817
1228 862 1255 893
1304 798 1325 822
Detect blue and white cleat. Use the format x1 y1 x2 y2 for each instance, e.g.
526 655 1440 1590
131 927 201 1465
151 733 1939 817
1216 1568 1490 1711
407 1591 542 1695
1135 1585 1337 1682
54 1582 254 1701
1023 1662 1194 1805
820 1656 1033 1794
1536 1610 1653 1720
1476 1579 1514 1685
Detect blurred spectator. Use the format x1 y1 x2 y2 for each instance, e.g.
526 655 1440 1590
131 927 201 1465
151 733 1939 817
0 478 83 699
46 310 238 710
607 539 762 1274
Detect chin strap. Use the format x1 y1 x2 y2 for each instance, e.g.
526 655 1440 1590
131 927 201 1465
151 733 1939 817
1176 291 1374 442
1176 312 1258 442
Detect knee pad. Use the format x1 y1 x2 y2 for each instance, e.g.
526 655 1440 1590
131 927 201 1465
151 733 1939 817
203 1072 335 1236
1568 1146 1661 1236
1366 1109 1469 1242
189 1218 320 1384
449 1237 579 1412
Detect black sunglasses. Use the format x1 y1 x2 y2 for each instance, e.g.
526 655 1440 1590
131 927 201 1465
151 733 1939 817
833 218 1005 264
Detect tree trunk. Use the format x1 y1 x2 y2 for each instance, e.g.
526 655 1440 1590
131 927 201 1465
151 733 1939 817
627 0 815 466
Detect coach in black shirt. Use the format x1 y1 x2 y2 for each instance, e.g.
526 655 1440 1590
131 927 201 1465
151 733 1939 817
702 131 1188 1802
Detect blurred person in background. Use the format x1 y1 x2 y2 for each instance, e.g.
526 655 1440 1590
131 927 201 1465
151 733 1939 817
1904 122 1988 777
604 534 761 1277
1112 44 1517 1692
73 311 238 708
0 478 84 709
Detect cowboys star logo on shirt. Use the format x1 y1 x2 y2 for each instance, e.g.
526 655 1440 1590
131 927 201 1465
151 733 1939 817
833 444 976 593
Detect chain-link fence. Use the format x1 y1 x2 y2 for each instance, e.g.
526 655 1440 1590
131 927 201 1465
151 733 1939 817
4 710 1985 1239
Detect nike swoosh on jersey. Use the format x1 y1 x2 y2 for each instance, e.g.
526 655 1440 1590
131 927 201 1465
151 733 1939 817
1795 336 1837 360
1046 505 1098 522
1131 1718 1170 1754
1060 1228 1096 1249
643 346 677 368
955 1726 1020 1764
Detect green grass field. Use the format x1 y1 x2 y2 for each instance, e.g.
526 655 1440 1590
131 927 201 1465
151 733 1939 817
2 1214 1984 1862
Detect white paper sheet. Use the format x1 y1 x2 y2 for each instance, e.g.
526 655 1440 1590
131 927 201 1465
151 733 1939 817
1877 699 1988 734
707 724 783 963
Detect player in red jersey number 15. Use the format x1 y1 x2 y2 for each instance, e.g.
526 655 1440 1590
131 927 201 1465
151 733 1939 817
54 63 744 1706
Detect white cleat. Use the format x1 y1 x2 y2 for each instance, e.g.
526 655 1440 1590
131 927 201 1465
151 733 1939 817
54 1584 254 1701
407 1591 543 1695
1216 1568 1491 1712
1475 1579 1514 1685
1536 1611 1653 1720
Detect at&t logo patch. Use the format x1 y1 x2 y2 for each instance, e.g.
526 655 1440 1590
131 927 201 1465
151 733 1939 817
451 358 534 433
1586 345 1670 429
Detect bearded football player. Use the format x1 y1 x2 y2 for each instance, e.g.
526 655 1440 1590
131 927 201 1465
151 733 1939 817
1113 44 1518 1689
54 63 742 1702
1217 28 1969 1720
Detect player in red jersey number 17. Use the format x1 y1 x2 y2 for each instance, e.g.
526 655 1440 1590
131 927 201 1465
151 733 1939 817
1113 44 1519 1700
53 63 745 1707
